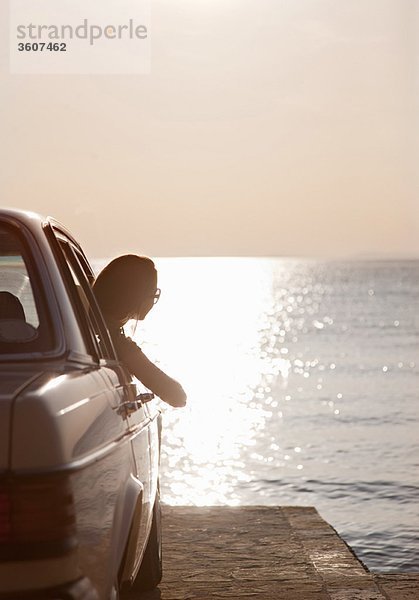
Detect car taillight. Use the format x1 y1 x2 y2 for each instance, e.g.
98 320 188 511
0 474 77 561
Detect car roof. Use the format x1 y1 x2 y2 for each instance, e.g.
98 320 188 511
0 207 46 226
0 208 81 250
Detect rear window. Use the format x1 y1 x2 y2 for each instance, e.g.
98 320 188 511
0 223 53 355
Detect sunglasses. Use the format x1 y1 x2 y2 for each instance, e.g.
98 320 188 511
152 288 161 305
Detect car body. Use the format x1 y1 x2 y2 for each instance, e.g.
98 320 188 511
0 209 162 599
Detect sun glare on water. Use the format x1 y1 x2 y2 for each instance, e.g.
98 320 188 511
129 258 286 505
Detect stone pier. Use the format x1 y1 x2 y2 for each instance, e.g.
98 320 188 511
135 506 419 600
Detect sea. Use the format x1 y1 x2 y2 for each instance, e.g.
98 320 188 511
95 258 419 573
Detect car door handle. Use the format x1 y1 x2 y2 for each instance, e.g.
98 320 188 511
137 392 155 403
117 393 155 417
117 400 141 417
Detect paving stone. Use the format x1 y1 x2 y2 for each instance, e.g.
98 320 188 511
329 591 384 600
374 573 419 600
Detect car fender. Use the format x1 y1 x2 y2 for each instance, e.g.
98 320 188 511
107 473 144 589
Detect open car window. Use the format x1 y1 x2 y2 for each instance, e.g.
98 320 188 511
0 223 53 355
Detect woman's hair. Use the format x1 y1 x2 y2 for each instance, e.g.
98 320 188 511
93 254 156 321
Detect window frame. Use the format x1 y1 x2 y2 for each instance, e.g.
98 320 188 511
50 228 117 364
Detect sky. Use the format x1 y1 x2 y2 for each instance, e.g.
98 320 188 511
0 0 418 258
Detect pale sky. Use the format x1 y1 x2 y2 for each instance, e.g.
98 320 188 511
1 0 418 258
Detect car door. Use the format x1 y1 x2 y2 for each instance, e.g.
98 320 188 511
95 359 154 570
50 229 154 569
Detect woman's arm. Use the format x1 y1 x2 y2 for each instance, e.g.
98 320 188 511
120 336 187 408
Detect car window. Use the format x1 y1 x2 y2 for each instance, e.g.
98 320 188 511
57 239 115 361
0 223 53 354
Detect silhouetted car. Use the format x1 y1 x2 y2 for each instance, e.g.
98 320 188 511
0 209 162 599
